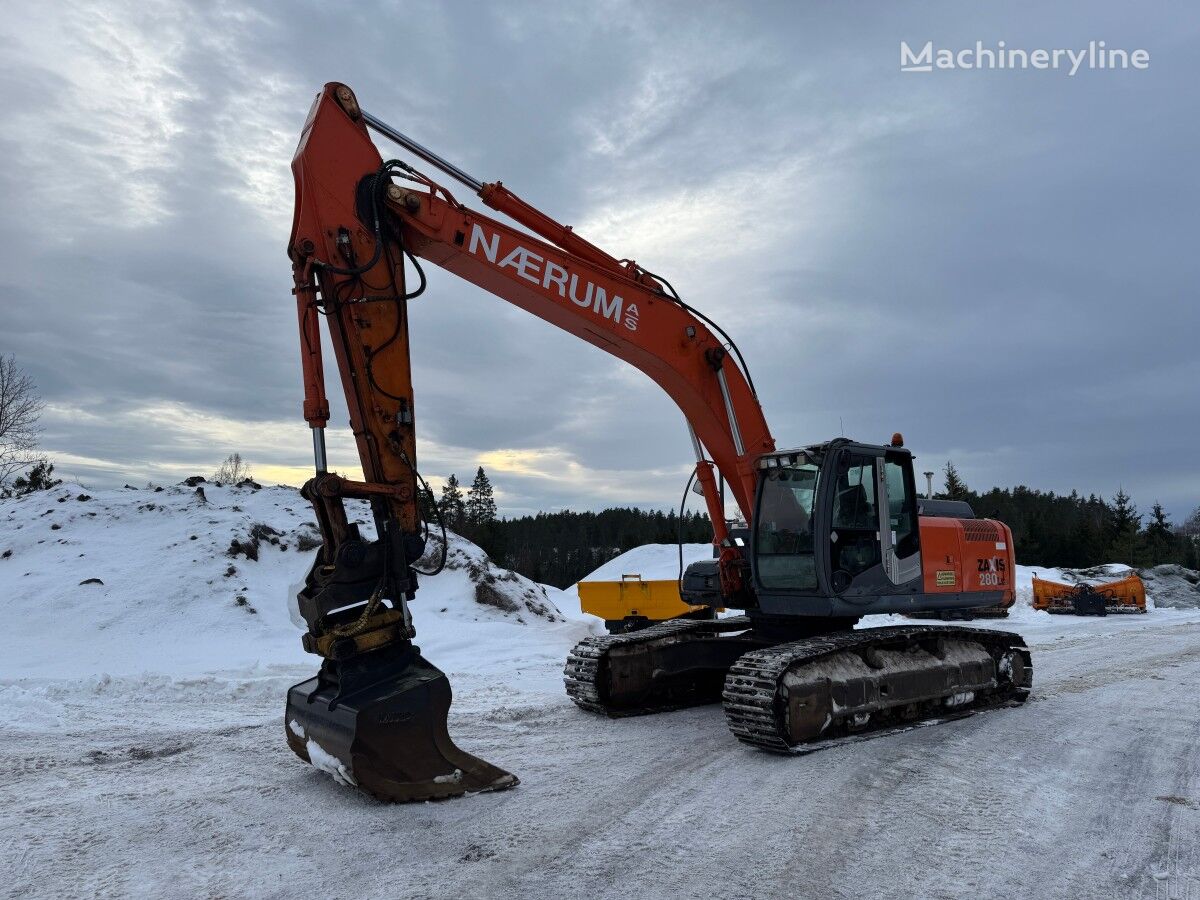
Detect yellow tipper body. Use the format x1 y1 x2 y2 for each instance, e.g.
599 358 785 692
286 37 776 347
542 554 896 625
579 574 706 623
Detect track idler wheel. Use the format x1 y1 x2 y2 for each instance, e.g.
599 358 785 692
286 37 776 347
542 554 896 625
285 643 517 802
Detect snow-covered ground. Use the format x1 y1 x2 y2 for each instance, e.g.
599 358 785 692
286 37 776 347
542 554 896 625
3 485 1199 899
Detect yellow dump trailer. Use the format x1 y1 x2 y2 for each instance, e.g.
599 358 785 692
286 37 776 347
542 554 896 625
578 574 715 633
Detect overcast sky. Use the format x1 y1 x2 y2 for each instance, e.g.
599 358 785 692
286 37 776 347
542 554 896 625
1 1 1197 521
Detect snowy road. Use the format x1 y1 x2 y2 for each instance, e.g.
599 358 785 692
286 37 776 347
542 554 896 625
4 611 1199 899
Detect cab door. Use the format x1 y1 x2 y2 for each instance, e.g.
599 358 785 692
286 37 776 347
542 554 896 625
828 452 883 589
826 447 921 594
877 450 922 586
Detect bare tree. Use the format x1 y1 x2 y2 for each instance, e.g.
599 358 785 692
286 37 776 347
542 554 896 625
0 355 44 487
1181 505 1200 539
213 452 253 484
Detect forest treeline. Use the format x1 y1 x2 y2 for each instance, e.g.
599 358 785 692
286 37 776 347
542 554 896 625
424 467 711 587
938 462 1198 571
426 462 1200 588
478 508 714 588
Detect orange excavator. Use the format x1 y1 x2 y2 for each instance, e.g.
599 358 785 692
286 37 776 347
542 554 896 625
284 83 1032 802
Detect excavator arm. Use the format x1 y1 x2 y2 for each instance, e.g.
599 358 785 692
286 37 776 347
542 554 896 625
284 82 772 800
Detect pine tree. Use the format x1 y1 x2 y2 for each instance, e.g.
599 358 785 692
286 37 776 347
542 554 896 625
417 483 438 526
1146 502 1171 538
941 461 970 501
1074 514 1098 568
1184 540 1199 570
1144 501 1174 565
438 474 466 533
466 466 497 530
1106 488 1142 566
12 459 61 496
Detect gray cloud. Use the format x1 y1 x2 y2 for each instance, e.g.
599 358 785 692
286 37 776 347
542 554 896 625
1 1 1196 523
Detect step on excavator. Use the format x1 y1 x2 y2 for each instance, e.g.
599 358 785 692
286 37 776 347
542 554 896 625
284 83 1033 802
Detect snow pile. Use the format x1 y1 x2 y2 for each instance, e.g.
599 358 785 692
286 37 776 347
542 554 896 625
415 531 566 623
0 481 586 681
578 543 714 583
1019 563 1136 589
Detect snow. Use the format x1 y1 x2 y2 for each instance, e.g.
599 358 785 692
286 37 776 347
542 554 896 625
305 737 356 787
3 487 1200 898
578 542 715 582
0 482 593 681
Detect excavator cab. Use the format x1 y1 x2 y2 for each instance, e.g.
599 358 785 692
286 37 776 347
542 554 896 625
684 438 925 617
750 438 925 617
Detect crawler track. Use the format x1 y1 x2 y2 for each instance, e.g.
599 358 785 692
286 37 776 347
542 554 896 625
566 621 1033 753
564 616 754 716
723 625 1032 754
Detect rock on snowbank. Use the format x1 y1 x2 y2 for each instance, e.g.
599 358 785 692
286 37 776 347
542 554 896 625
1140 564 1200 609
414 531 565 623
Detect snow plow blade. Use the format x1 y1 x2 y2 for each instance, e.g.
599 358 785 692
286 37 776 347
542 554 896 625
1032 574 1146 615
285 644 518 802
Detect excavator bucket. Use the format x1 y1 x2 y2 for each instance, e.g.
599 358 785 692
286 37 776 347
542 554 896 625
284 644 518 801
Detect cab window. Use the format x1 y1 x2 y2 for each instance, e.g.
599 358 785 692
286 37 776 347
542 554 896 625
832 459 876 529
755 463 819 591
